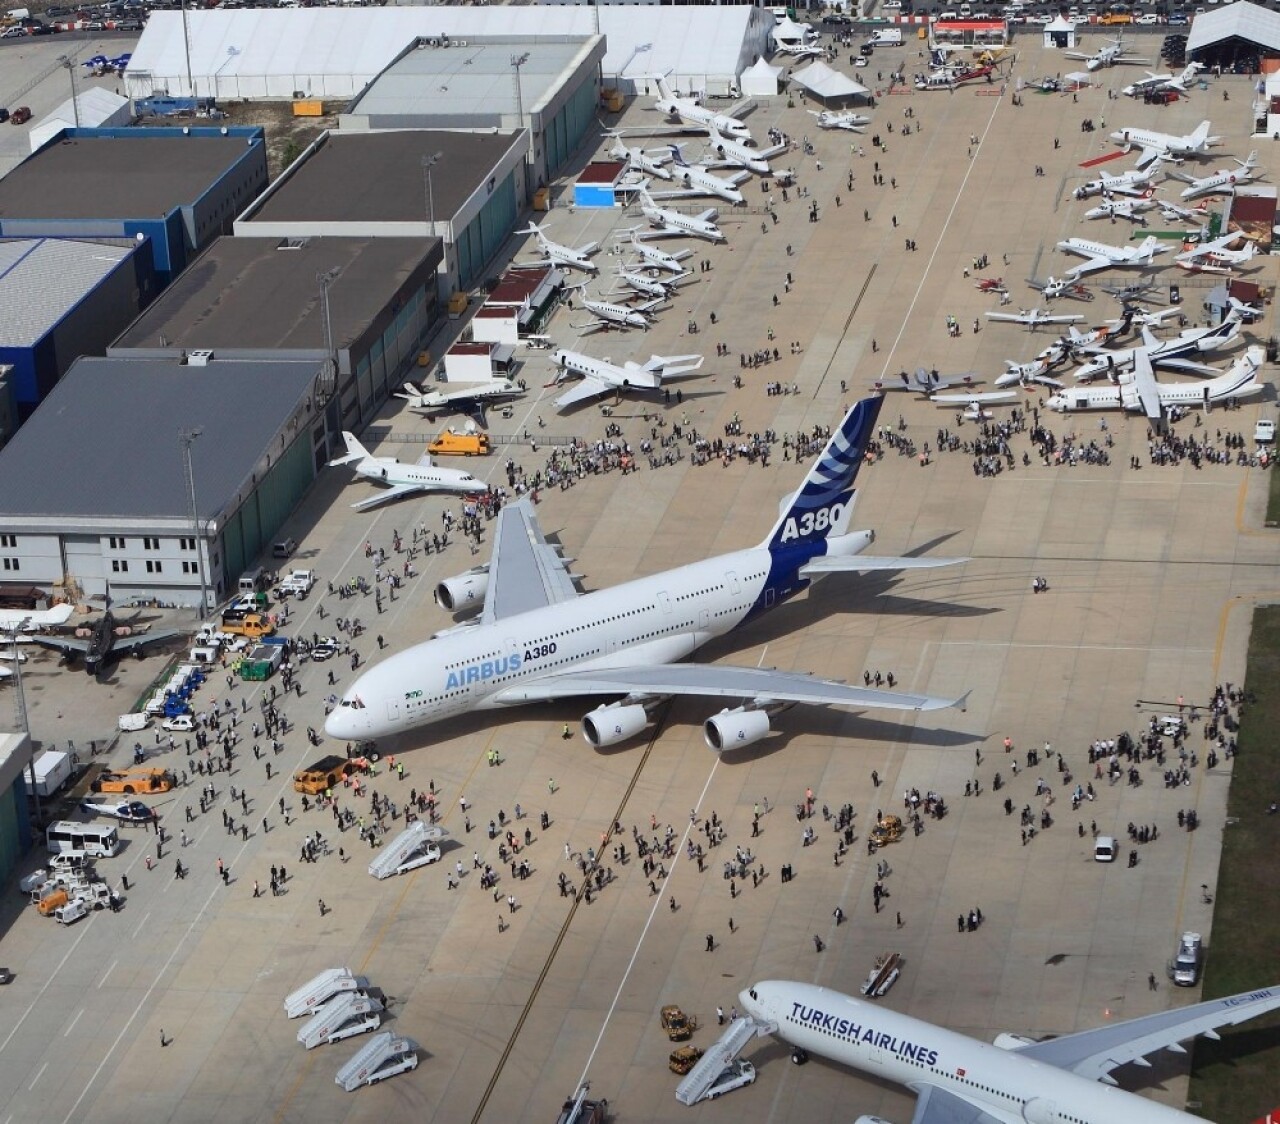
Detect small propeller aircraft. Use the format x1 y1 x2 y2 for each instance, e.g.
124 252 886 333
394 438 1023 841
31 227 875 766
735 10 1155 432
870 368 981 395
809 109 871 133
1083 197 1154 224
1029 275 1095 302
985 308 1086 330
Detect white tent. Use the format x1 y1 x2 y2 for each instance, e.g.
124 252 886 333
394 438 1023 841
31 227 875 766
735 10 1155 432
1043 15 1077 50
771 17 815 47
741 57 784 98
30 88 131 152
789 61 870 103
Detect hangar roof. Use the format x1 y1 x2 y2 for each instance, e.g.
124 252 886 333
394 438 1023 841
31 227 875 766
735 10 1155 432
1188 1 1280 54
0 238 137 348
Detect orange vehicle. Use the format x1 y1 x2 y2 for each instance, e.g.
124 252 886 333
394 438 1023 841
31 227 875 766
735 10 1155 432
293 755 355 795
91 767 175 795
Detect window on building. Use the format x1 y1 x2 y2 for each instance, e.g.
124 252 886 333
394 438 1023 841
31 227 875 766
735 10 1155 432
181 560 198 575
0 534 16 548
1 557 18 571
179 537 196 551
108 536 126 549
143 537 160 550
112 560 129 573
145 560 163 574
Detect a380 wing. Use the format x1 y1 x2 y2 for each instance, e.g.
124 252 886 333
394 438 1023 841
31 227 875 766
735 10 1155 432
488 662 968 712
112 630 183 656
30 635 91 656
1011 984 1280 1081
480 499 580 625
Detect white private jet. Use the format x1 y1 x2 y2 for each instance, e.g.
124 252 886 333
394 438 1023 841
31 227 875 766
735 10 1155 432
395 379 526 428
635 185 726 243
0 603 75 632
1155 197 1210 224
985 308 1086 330
1122 61 1203 97
737 978 1280 1124
647 74 752 141
621 230 695 273
1057 234 1168 278
1111 120 1221 168
516 223 601 275
660 145 749 204
1083 197 1154 224
775 40 826 60
1071 315 1242 381
549 347 704 410
702 125 787 175
1073 163 1161 200
1175 231 1259 272
1064 32 1150 71
1052 344 1264 420
324 395 969 748
994 357 1067 389
612 263 689 301
809 109 871 133
1028 275 1095 302
327 433 488 512
570 293 665 334
1171 150 1261 199
605 134 673 181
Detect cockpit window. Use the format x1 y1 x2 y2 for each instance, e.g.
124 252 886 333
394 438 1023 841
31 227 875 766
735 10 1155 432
341 695 365 710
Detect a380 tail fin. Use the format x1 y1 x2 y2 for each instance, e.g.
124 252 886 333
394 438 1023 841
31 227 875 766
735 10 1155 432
762 395 883 551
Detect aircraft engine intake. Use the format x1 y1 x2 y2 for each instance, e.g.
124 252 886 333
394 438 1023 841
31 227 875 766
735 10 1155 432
993 1033 1037 1051
703 707 771 752
582 704 649 747
436 568 489 613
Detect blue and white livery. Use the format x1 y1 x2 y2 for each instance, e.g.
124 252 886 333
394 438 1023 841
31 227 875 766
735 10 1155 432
325 395 969 750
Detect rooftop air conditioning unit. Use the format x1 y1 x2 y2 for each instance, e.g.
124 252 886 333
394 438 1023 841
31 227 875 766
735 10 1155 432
187 349 214 367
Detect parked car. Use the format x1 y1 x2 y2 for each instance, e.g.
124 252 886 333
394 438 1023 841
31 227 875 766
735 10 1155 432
161 714 195 732
9 106 32 124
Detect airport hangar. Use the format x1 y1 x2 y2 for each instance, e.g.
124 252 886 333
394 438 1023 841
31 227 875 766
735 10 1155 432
1187 0 1280 72
0 352 327 611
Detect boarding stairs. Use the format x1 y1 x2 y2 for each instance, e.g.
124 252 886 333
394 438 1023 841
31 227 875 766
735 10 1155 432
674 1017 763 1105
860 951 903 998
297 992 383 1050
284 967 361 1019
367 821 448 880
334 1031 419 1091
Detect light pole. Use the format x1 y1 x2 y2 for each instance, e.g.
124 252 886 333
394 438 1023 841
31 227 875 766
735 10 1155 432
179 428 208 618
180 0 194 98
317 268 340 445
511 52 530 129
57 55 78 127
11 621 39 825
421 150 443 236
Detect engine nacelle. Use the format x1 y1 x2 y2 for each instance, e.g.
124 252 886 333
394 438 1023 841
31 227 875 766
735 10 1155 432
703 707 771 752
582 703 650 748
436 567 489 613
993 1032 1037 1051
854 1117 897 1124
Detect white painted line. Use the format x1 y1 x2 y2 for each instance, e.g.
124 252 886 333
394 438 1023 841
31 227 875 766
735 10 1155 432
28 1062 47 1091
131 911 151 940
97 961 117 990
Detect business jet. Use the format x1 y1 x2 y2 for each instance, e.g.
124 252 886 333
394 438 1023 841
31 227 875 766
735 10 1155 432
1070 315 1242 382
1057 234 1168 279
702 126 787 175
810 109 871 133
1175 232 1258 272
1064 32 1151 71
635 185 726 243
395 379 526 427
661 145 749 204
605 135 673 181
1155 197 1210 224
1083 197 1154 224
1112 120 1221 168
324 395 969 749
647 74 752 141
327 433 488 512
1170 150 1261 199
737 978 1280 1124
612 263 689 301
1052 344 1264 420
994 357 1066 389
1073 163 1161 200
985 308 1085 330
569 292 665 334
1027 275 1094 302
0 603 75 632
515 223 600 275
1122 61 1203 97
550 348 704 410
620 230 695 273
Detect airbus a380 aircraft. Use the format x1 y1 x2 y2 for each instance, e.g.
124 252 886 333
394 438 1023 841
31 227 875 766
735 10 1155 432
325 396 968 749
739 979 1280 1124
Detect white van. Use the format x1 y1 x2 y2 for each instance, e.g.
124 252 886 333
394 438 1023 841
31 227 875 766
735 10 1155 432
46 820 121 859
870 27 904 44
1094 835 1117 863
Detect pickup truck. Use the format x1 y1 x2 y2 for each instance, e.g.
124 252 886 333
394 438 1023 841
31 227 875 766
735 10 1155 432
1171 932 1203 985
278 569 317 598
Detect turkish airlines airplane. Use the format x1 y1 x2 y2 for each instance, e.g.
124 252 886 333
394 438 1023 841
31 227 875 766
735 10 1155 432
739 978 1280 1124
325 396 968 749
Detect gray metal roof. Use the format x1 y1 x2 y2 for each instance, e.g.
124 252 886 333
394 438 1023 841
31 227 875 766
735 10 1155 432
0 355 321 522
0 238 137 347
246 129 520 225
1188 0 1280 54
349 37 592 124
113 235 441 351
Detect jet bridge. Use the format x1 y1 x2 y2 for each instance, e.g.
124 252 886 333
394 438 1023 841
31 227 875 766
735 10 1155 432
297 992 384 1050
675 1017 762 1105
334 1030 419 1091
284 967 362 1019
367 821 448 880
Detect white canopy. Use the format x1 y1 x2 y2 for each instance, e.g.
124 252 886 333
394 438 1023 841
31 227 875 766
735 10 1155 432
30 88 130 152
741 56 784 98
790 60 870 102
771 17 815 46
1045 15 1074 30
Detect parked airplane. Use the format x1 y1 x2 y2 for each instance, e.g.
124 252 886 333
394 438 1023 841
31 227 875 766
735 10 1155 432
1171 150 1261 199
635 185 726 243
1175 230 1259 272
516 223 600 275
1028 275 1094 302
870 368 980 395
929 390 1020 415
325 396 969 747
570 292 666 333
702 125 787 175
1112 120 1221 168
809 109 871 132
1057 234 1168 278
1073 163 1161 200
775 40 826 60
1052 344 1264 420
395 379 526 427
738 978 1280 1124
995 357 1067 389
612 263 689 300
1071 315 1242 381
985 308 1085 329
647 74 752 141
663 145 748 204
550 348 704 410
1155 197 1210 224
327 432 488 512
1101 278 1162 303
1065 32 1151 71
605 135 673 181
1083 197 1154 224
0 603 75 632
622 230 695 273
32 585 181 677
1122 62 1203 97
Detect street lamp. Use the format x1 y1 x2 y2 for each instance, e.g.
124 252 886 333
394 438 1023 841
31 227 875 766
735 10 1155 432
316 268 340 448
179 428 208 618
421 151 443 235
57 55 78 128
511 52 530 127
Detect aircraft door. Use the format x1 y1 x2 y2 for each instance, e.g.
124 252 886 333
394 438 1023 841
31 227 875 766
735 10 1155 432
386 698 402 724
725 571 741 597
763 587 775 608
658 591 672 614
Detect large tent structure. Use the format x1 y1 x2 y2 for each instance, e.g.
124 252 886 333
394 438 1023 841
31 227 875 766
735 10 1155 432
741 57 785 99
789 61 870 104
124 7 774 101
1187 1 1280 72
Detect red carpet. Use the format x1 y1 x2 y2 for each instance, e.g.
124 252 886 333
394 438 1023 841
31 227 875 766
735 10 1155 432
1079 150 1125 169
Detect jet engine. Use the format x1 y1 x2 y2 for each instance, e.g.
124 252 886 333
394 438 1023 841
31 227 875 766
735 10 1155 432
703 707 771 752
436 567 489 613
993 1032 1037 1050
854 1117 897 1124
582 703 650 747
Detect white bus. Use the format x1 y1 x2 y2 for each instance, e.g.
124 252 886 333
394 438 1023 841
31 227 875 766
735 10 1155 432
46 820 121 859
